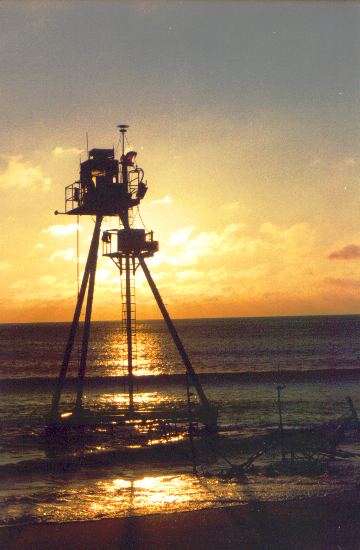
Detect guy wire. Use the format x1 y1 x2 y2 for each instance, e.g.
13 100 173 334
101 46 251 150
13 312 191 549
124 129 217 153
137 206 149 232
114 134 121 157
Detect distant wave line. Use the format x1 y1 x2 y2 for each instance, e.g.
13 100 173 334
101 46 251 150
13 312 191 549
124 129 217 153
1 368 360 389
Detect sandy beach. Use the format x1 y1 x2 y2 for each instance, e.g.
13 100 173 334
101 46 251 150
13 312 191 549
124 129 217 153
1 488 360 550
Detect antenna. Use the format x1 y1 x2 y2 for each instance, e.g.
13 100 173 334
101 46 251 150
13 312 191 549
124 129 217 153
86 132 89 158
117 124 129 157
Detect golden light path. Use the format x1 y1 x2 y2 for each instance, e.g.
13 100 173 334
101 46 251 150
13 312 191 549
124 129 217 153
26 470 348 525
88 327 180 378
96 392 179 409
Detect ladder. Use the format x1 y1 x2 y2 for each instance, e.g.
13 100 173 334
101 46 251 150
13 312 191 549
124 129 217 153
120 254 137 411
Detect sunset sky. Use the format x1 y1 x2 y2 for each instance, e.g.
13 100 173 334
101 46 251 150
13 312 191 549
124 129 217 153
1 1 360 323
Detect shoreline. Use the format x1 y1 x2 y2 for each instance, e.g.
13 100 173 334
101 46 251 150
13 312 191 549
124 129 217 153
1 488 360 550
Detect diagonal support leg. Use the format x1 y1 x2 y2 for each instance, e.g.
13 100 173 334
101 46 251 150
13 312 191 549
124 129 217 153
139 255 217 428
47 215 102 420
74 215 102 410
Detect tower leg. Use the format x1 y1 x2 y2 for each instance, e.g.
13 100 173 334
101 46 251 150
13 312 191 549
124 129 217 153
74 215 102 410
139 255 217 428
47 215 102 421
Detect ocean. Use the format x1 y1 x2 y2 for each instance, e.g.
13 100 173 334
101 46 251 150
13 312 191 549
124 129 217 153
1 315 360 526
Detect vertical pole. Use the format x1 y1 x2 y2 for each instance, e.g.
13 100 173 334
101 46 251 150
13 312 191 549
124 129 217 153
277 385 286 463
48 216 102 420
139 255 216 427
125 254 134 413
186 374 197 475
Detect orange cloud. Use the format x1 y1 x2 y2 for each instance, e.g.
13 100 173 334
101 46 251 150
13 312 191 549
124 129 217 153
328 244 360 260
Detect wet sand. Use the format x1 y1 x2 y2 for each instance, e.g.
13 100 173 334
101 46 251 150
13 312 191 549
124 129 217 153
1 488 360 550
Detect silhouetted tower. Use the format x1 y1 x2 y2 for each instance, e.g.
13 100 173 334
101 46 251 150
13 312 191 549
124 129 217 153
47 125 215 428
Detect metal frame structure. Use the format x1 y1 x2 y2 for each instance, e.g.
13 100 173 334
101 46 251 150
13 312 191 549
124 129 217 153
46 125 216 432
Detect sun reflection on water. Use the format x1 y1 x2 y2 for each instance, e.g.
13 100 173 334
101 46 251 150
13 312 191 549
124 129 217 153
99 327 178 377
89 390 187 417
94 391 177 408
2 464 356 525
29 473 209 523
100 474 203 514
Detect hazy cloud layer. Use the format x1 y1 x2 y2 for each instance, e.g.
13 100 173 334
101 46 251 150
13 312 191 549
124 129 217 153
148 196 173 205
0 156 50 191
0 260 11 271
324 277 360 289
169 226 194 246
53 147 83 156
43 224 82 237
49 249 76 262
